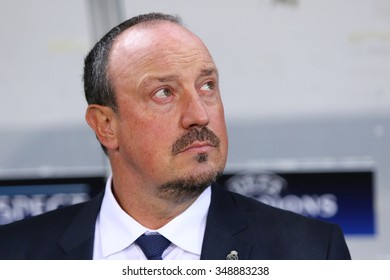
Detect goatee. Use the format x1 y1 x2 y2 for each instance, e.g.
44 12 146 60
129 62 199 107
156 170 222 203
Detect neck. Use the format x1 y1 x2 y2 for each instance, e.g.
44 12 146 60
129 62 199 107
111 173 200 230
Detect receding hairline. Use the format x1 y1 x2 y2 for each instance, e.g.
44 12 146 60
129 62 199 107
107 19 211 80
112 18 198 50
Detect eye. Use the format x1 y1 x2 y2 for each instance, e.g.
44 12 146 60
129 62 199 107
154 88 173 99
200 81 215 91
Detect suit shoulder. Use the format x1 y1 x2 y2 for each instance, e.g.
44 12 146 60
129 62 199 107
212 187 350 259
0 191 103 234
0 192 103 259
0 201 87 237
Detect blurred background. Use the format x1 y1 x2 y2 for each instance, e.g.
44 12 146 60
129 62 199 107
0 0 389 259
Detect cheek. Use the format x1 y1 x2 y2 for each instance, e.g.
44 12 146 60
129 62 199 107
129 118 177 156
118 121 176 174
212 108 229 155
119 99 178 147
211 106 227 136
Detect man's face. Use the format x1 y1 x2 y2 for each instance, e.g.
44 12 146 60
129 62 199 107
107 22 228 197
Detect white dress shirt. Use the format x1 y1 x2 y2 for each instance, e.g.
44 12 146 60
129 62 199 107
93 174 211 260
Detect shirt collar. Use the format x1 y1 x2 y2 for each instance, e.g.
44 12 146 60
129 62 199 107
98 174 147 258
158 186 210 255
98 174 211 258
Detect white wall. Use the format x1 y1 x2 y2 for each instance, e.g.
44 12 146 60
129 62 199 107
0 0 105 176
0 0 91 128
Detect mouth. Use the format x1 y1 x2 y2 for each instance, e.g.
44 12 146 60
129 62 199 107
179 141 216 154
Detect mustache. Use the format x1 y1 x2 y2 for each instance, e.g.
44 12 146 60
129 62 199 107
171 127 220 155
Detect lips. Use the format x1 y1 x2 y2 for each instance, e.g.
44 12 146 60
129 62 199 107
180 141 215 153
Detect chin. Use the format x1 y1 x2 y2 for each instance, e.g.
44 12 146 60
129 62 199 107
156 165 223 204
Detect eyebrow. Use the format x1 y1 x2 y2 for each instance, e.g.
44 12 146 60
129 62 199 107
142 67 219 85
157 74 179 83
199 68 219 78
157 68 218 82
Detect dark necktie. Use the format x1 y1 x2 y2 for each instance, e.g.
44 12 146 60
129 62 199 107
135 233 171 260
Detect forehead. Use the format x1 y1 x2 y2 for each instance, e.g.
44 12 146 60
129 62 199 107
113 21 207 54
108 22 215 78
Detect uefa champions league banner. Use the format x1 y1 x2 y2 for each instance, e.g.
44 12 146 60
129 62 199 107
217 170 375 235
0 171 374 235
0 177 105 225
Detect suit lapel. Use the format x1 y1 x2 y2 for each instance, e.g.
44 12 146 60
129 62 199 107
200 185 252 260
57 191 104 259
55 185 255 259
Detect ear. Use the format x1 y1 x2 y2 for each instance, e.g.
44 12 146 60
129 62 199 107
85 104 119 151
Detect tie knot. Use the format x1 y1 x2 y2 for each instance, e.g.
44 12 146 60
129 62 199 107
135 234 171 260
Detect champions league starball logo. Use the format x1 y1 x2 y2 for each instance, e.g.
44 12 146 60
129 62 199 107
225 171 339 219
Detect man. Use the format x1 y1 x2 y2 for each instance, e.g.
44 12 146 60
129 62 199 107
0 13 350 260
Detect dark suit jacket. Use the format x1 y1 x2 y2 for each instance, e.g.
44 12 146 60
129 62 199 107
0 185 351 259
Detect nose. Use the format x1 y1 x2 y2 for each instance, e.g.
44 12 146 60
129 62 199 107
180 91 210 129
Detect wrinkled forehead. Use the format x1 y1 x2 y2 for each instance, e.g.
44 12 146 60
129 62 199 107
108 22 214 72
